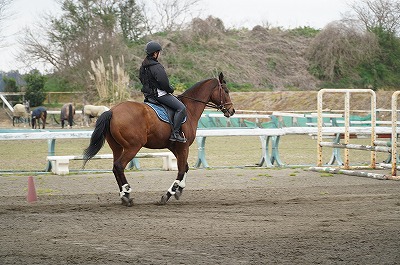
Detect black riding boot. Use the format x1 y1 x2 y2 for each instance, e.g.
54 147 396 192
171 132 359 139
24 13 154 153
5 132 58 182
169 109 187 143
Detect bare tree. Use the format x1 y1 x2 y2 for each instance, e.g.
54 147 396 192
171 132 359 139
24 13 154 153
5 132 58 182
0 0 12 25
143 0 201 32
18 0 133 94
0 0 13 47
17 25 63 71
307 20 380 82
190 16 225 40
351 0 400 34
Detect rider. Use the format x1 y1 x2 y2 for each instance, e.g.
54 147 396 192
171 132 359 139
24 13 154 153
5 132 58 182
139 41 187 143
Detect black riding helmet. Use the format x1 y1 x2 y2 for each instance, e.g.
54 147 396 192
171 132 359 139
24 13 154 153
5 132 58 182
145 41 162 55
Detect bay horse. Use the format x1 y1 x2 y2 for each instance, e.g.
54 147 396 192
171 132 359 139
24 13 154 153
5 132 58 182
31 107 47 129
61 103 75 128
83 72 235 206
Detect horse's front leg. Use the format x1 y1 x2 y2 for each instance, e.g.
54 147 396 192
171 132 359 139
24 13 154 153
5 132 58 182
160 162 189 205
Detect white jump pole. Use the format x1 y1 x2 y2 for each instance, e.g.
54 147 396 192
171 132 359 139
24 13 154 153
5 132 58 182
391 91 400 177
313 89 400 180
319 142 391 152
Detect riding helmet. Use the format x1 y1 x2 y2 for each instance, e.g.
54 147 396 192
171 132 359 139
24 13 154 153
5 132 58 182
145 41 162 55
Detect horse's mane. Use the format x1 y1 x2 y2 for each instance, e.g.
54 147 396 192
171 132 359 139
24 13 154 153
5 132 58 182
181 78 214 96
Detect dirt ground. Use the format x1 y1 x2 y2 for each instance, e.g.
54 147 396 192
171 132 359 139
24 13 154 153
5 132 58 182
0 167 399 264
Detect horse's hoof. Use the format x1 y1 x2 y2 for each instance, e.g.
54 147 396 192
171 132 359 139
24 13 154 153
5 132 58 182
159 193 171 205
174 188 183 200
121 196 133 207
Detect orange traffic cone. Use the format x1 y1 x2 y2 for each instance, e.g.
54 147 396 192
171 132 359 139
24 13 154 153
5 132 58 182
27 176 37 203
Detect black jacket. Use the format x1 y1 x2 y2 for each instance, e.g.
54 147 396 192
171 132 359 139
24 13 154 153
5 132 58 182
139 56 174 98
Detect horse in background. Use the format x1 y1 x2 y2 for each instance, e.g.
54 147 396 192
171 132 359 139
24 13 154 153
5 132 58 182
31 106 47 129
82 105 109 126
12 102 30 127
60 103 76 128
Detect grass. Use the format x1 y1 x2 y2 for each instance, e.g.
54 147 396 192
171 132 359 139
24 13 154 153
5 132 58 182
0 135 391 173
320 173 334 177
258 173 272 177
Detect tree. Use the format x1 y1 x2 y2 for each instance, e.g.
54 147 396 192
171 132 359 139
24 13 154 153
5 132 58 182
24 70 46 107
19 0 139 96
307 20 379 84
351 0 400 87
0 0 12 47
3 76 17 92
147 0 201 32
118 0 147 43
46 0 122 70
190 16 225 40
351 0 400 35
2 76 20 103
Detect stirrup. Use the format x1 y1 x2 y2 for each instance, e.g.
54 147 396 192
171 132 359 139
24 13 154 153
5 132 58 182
169 132 187 143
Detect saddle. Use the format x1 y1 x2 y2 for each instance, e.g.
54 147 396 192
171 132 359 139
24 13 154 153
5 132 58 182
144 98 186 125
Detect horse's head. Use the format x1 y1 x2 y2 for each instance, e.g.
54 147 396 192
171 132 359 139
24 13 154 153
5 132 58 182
178 73 235 119
210 72 235 117
24 100 30 113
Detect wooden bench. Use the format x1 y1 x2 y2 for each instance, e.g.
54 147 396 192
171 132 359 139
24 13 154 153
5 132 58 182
47 152 177 175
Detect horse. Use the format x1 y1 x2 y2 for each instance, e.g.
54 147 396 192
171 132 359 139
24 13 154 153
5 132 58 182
60 103 76 128
31 107 47 129
83 72 235 206
12 103 30 127
82 105 110 126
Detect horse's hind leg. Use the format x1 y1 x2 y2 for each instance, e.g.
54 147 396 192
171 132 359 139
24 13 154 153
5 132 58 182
109 139 140 207
113 160 133 207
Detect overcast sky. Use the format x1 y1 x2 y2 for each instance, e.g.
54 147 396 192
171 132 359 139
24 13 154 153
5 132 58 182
0 0 353 73
203 0 351 29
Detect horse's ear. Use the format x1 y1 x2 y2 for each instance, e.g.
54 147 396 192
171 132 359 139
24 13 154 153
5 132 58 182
218 72 224 82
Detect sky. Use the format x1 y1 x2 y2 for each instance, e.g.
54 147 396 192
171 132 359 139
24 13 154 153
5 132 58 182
0 0 353 73
203 0 351 29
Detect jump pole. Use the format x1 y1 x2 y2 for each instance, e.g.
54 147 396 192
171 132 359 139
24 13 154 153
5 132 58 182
390 91 400 177
312 89 400 180
317 89 376 169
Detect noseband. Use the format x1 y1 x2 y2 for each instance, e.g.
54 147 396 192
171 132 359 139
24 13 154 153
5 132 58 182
178 79 232 112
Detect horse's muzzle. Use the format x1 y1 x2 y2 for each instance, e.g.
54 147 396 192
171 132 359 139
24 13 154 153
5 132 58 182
223 107 235 118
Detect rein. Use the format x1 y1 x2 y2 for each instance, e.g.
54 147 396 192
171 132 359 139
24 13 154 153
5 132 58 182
177 79 232 111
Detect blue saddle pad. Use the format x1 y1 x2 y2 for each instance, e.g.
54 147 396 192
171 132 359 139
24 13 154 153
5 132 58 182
145 102 186 124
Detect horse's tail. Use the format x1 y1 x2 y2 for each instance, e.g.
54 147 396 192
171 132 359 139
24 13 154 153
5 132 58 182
68 104 73 126
82 110 112 167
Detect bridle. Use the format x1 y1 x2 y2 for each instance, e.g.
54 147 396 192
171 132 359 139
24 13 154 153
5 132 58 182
178 78 233 113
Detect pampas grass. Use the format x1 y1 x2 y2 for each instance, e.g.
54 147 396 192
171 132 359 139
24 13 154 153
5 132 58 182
88 55 130 104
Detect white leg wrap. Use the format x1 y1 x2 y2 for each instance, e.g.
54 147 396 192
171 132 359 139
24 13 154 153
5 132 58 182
120 184 132 198
179 173 187 188
168 173 187 194
168 180 180 195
